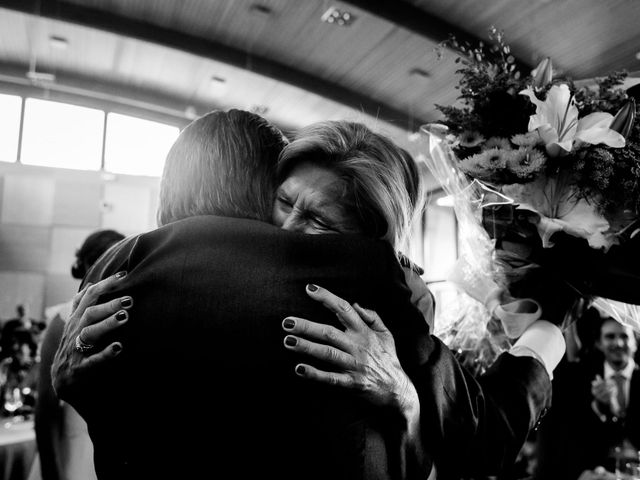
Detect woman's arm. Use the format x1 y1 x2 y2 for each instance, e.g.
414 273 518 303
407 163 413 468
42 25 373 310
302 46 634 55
401 266 434 332
283 284 427 478
283 284 556 478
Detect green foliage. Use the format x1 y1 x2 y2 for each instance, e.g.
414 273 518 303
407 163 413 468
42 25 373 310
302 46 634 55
434 27 640 216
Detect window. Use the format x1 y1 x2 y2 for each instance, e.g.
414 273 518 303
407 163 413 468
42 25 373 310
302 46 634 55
104 113 180 177
21 98 104 170
423 190 458 283
0 94 22 163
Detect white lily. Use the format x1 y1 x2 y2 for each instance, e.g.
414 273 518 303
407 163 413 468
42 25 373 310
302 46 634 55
520 84 625 157
503 175 616 250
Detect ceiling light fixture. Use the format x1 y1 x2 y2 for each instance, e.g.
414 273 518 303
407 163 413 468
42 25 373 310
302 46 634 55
209 75 228 96
409 67 431 79
321 6 355 27
26 70 56 83
49 35 69 50
249 4 272 16
184 106 198 120
251 105 269 115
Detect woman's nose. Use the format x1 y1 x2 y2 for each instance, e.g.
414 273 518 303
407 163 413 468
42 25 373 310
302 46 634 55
281 213 305 232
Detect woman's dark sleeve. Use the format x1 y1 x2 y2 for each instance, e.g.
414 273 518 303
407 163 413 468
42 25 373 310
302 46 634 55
377 247 551 479
410 334 551 479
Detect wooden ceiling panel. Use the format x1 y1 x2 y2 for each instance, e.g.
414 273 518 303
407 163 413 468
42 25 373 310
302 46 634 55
1 0 639 169
404 0 640 79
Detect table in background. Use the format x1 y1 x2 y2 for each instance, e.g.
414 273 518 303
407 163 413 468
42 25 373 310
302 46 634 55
0 417 36 480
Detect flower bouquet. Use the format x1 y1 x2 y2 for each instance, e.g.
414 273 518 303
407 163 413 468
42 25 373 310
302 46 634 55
419 27 640 367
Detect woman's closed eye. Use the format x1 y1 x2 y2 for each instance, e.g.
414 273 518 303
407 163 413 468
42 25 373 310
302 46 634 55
308 215 338 233
275 195 293 213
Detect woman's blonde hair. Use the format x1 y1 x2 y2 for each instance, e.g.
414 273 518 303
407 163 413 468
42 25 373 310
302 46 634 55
277 121 425 248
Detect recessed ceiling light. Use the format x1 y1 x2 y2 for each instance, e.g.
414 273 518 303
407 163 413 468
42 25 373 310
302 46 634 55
26 70 56 83
635 52 640 60
49 35 69 50
409 68 430 79
184 106 198 120
209 75 228 96
249 4 272 16
321 7 355 27
251 105 269 115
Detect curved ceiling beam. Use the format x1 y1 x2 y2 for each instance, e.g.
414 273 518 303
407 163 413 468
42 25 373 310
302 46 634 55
341 0 532 72
0 0 424 127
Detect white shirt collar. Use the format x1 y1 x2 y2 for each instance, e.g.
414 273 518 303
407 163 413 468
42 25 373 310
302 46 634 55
604 357 636 380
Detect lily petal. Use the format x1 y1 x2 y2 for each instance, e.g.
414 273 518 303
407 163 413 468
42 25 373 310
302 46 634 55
531 57 553 89
545 84 574 118
577 112 615 131
575 127 625 148
504 176 615 250
537 125 559 146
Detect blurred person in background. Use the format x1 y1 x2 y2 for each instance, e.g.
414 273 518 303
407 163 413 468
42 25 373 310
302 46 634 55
0 328 39 417
1 304 45 361
533 312 639 480
35 229 124 480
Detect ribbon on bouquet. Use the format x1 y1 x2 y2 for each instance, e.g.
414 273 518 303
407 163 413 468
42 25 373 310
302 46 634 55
484 286 542 339
448 256 542 339
417 125 544 339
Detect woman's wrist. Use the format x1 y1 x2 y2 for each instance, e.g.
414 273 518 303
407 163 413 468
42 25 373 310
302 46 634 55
392 373 421 430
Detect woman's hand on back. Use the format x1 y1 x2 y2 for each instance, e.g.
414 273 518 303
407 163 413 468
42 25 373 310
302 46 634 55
51 272 132 406
281 284 419 419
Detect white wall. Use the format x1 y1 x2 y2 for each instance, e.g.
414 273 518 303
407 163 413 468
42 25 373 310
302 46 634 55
0 161 160 321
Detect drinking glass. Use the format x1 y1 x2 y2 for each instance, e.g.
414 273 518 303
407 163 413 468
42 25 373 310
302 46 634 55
616 447 640 480
3 387 24 415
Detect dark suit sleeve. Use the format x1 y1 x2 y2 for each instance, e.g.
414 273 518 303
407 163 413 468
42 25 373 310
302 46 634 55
373 247 551 478
414 339 551 478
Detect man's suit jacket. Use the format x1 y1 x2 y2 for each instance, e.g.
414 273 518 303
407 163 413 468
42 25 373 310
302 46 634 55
75 215 550 480
534 357 640 480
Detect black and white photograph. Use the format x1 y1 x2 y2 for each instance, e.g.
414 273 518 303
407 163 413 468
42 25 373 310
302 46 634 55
0 1 639 479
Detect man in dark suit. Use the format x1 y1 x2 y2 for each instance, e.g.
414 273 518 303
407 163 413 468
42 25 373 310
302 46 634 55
534 315 639 480
52 110 552 480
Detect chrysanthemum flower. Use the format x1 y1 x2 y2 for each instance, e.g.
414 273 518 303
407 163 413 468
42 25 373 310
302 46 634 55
506 148 547 179
458 130 485 148
484 137 511 150
459 148 509 181
511 132 542 148
479 148 509 169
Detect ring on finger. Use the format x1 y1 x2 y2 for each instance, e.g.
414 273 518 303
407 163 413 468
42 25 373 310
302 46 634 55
75 334 94 354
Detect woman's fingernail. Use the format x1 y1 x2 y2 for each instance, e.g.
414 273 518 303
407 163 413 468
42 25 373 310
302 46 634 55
283 318 295 330
115 310 128 322
115 271 127 279
307 284 318 292
295 365 306 375
113 344 122 354
120 297 133 308
284 336 297 347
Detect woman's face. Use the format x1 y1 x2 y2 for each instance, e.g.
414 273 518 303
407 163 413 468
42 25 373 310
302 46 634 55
272 161 363 235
